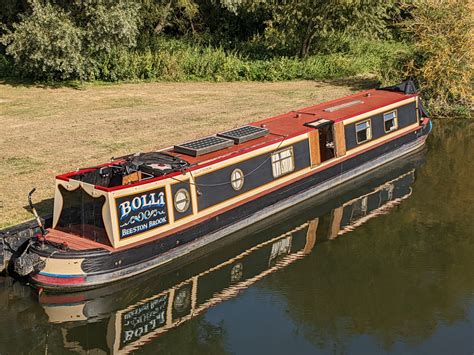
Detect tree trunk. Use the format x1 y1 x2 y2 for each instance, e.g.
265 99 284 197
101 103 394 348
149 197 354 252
299 30 316 58
154 0 173 34
298 20 316 58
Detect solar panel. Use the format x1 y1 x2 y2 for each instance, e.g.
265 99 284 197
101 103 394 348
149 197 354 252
217 125 269 144
174 136 234 157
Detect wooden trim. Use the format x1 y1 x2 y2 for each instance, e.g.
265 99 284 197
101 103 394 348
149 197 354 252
105 122 420 248
416 96 420 124
303 218 318 254
308 130 321 168
122 171 142 185
333 122 346 157
328 206 344 240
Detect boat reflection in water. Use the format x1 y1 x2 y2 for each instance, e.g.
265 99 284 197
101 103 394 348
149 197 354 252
39 150 424 354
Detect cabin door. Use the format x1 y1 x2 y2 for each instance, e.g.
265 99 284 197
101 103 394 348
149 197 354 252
308 121 346 168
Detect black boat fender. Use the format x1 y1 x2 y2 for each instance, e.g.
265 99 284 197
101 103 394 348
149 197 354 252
12 240 45 276
9 188 49 276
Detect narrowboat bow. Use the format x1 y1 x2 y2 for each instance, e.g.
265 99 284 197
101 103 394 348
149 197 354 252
15 81 432 291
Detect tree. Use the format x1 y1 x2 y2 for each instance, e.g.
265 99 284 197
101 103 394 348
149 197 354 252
1 0 140 80
1 0 83 80
221 0 397 58
402 0 473 116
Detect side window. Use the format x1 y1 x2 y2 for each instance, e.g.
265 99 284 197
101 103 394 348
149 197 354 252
383 110 398 133
272 147 295 178
355 120 372 144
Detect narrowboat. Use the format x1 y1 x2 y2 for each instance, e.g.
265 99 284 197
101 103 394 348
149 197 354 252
38 151 423 353
13 81 431 291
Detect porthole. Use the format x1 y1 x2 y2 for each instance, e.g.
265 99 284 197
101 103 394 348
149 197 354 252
231 168 245 191
174 188 190 213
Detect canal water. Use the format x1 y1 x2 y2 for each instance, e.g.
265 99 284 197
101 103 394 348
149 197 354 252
0 121 473 354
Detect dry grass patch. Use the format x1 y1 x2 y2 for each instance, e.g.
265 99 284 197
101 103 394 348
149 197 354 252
0 80 367 228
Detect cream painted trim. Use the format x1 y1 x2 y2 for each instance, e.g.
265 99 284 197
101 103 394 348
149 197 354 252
343 97 416 126
53 179 115 247
52 180 65 228
383 109 399 133
346 122 419 156
355 118 373 144
111 120 420 247
109 196 121 248
57 116 418 248
114 164 313 248
192 135 307 177
165 184 175 225
169 175 196 216
41 256 85 275
110 137 307 248
189 174 198 215
109 178 170 199
44 304 87 323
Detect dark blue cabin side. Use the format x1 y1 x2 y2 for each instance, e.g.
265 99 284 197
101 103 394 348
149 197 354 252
344 102 418 150
195 139 311 211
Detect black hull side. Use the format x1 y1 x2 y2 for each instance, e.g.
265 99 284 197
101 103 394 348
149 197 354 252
31 122 431 290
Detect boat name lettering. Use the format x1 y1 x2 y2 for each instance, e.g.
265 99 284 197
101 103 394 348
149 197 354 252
115 188 169 239
121 294 169 348
118 192 165 221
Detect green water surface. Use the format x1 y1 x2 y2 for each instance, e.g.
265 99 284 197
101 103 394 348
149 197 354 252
0 120 472 355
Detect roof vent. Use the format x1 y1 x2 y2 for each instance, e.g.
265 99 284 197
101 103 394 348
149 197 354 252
217 125 269 144
174 136 234 157
323 100 364 113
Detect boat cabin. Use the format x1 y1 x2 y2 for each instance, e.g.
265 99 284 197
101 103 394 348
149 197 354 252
51 87 423 249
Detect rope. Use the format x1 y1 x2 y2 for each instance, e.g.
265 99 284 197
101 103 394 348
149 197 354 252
171 135 289 188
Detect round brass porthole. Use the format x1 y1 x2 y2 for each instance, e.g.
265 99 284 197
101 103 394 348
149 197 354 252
231 168 245 191
174 188 190 213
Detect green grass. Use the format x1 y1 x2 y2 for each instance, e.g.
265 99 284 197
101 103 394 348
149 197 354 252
0 38 412 84
88 38 411 84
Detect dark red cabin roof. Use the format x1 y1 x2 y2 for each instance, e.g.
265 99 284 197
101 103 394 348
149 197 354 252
57 88 417 190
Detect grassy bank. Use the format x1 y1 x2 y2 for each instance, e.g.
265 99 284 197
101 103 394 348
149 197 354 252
1 39 410 83
94 39 411 83
0 79 370 229
3 38 469 119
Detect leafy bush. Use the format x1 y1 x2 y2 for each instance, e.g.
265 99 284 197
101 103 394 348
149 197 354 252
91 37 410 83
0 53 15 78
1 1 84 80
403 0 473 118
1 0 140 80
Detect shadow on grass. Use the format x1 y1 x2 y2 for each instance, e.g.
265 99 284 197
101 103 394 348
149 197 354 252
22 198 54 227
324 77 381 92
0 77 84 90
1 75 382 91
